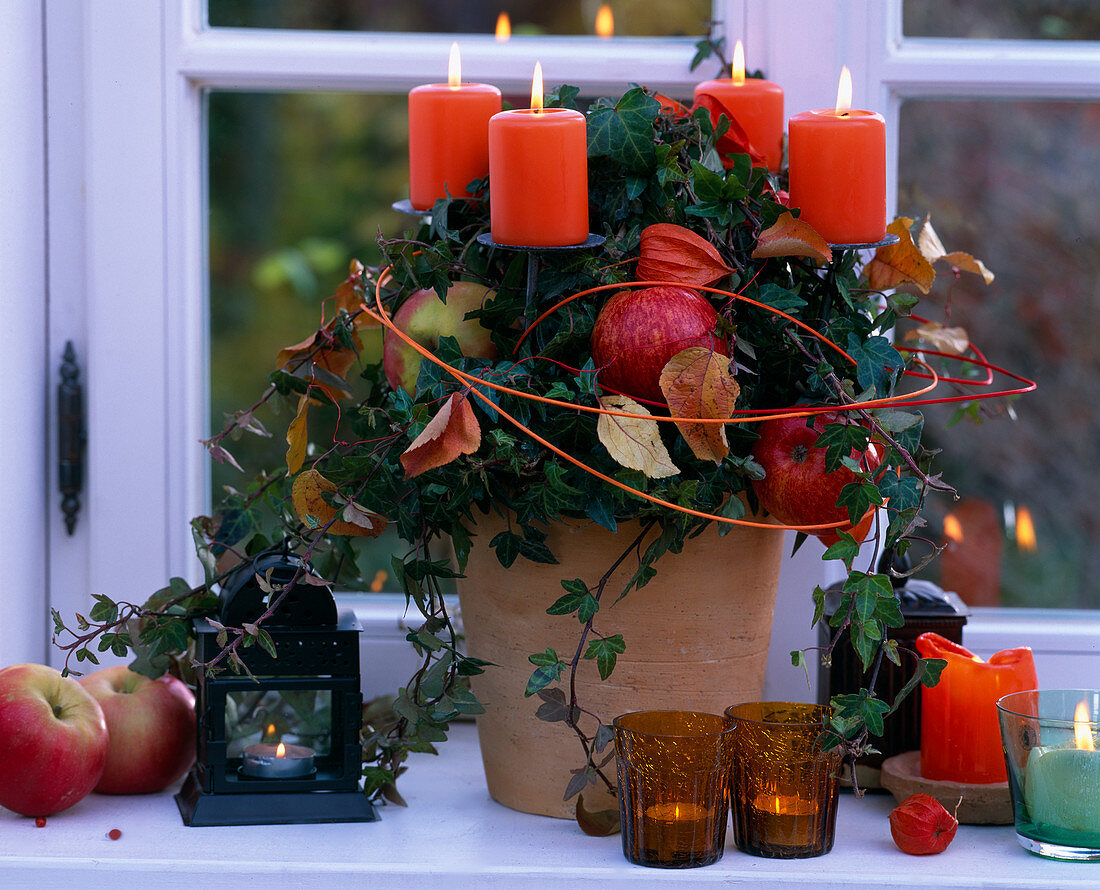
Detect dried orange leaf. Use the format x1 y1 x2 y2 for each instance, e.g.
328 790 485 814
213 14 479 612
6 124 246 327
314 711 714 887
334 263 381 329
752 212 832 264
917 217 946 264
905 322 970 355
576 794 621 837
400 392 482 477
285 394 309 475
291 468 386 537
918 218 994 284
865 217 936 295
659 347 740 464
941 251 995 285
636 223 733 287
275 329 360 383
596 395 679 479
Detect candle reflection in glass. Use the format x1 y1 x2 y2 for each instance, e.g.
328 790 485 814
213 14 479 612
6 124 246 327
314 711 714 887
726 702 840 859
613 710 734 868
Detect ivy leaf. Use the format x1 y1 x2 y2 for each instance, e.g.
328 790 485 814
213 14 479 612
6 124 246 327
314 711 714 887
576 795 621 837
917 216 995 284
586 88 661 172
584 635 626 680
752 212 832 264
847 334 904 396
596 395 679 479
660 347 740 463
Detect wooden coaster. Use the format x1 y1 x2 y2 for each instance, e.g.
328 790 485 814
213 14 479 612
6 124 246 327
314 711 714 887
880 751 1013 825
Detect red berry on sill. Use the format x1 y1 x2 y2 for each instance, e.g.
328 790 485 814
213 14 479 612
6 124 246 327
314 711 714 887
107 828 122 840
34 817 46 828
889 793 959 855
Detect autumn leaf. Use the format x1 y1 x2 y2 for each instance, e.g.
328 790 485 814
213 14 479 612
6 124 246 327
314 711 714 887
905 321 970 355
864 217 936 294
752 212 832 264
291 468 386 537
659 347 740 463
596 395 679 479
334 260 381 327
400 392 482 477
636 223 733 287
285 394 309 475
917 218 995 285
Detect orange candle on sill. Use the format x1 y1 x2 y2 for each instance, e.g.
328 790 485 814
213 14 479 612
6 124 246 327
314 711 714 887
693 40 784 171
787 66 886 245
915 632 1038 784
488 62 588 247
408 43 502 211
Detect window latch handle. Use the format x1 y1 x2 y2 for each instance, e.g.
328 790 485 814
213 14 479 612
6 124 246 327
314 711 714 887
58 340 86 535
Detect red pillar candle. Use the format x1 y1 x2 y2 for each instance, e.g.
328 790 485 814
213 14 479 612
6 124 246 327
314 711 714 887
693 41 784 171
408 43 502 211
915 632 1038 784
787 66 886 245
488 62 588 247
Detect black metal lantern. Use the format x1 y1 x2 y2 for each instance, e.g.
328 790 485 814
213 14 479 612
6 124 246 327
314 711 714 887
175 547 377 826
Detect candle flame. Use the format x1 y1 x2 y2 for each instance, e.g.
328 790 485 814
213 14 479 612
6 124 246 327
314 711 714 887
448 42 462 89
835 65 852 115
495 12 511 41
531 61 544 113
943 513 964 544
732 39 745 85
266 723 276 737
595 4 614 38
1016 505 1037 552
1075 701 1095 751
674 804 680 818
276 742 287 758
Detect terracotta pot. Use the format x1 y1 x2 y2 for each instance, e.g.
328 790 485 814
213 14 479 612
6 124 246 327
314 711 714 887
456 511 785 819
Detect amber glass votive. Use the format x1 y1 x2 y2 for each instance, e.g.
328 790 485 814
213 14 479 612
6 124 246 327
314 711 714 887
613 710 735 868
726 702 840 859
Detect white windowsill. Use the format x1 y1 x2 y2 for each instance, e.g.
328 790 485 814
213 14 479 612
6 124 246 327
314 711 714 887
1 721 1095 889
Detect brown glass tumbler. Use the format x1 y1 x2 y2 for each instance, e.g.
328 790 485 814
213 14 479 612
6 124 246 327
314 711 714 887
726 702 840 859
613 710 735 868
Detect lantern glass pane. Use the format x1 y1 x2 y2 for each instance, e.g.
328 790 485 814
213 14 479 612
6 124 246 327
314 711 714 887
225 688 333 758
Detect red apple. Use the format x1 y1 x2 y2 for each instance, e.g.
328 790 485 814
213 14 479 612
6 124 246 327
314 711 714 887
590 285 729 404
751 412 884 545
0 663 108 816
383 281 497 393
79 665 195 794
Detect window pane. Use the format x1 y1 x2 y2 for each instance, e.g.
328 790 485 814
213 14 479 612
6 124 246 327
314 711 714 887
903 1 1100 41
208 90 408 589
897 98 1100 609
208 0 711 37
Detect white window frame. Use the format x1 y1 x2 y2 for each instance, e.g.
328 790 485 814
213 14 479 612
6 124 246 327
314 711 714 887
22 0 1098 692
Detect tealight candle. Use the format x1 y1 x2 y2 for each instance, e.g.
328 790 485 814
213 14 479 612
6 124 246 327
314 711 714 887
408 43 502 211
693 40 784 171
749 792 818 847
488 62 588 247
1024 701 1100 835
241 742 315 779
787 66 886 245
